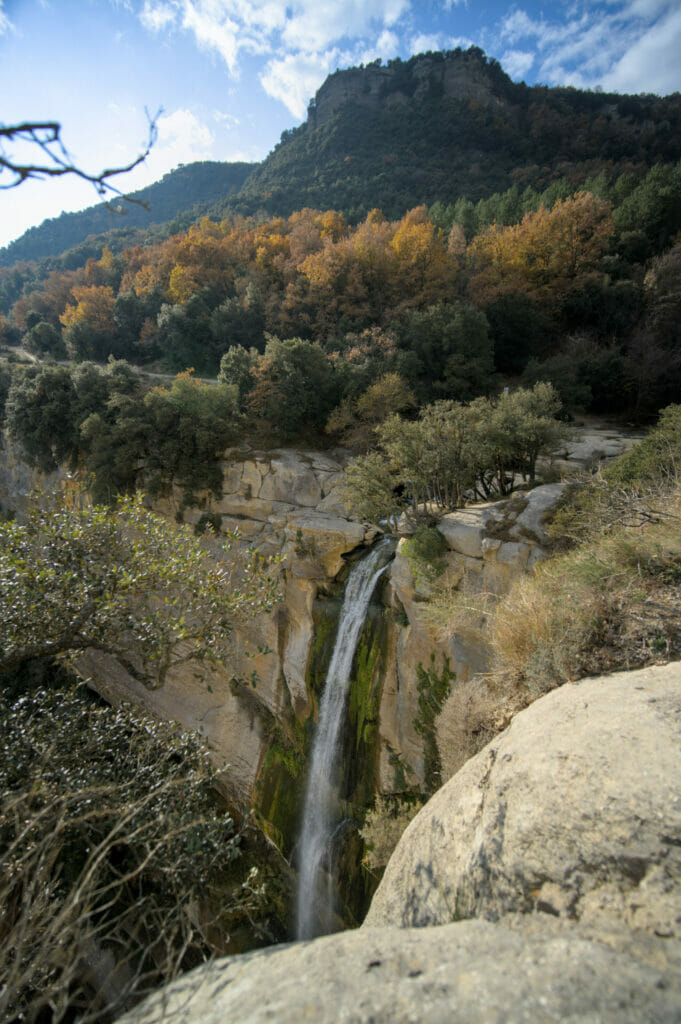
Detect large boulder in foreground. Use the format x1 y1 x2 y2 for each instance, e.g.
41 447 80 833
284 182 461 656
117 662 681 1023
365 662 681 935
117 918 680 1024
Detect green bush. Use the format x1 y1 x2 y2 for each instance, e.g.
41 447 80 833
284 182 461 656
403 525 448 585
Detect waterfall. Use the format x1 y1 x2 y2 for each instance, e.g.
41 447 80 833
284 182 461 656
295 539 393 940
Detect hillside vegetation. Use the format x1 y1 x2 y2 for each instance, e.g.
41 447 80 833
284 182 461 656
0 160 254 268
230 48 681 222
425 405 681 783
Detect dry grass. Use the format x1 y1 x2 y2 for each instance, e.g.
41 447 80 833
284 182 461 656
426 485 681 786
423 577 495 649
437 676 513 782
488 488 681 694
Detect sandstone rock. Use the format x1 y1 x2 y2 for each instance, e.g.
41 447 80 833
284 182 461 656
282 578 317 713
539 426 644 476
284 514 366 577
214 494 274 521
509 482 566 543
218 515 265 540
365 662 681 936
259 452 322 507
117 919 681 1024
0 440 67 519
315 489 348 516
438 504 501 557
240 459 263 497
494 540 531 567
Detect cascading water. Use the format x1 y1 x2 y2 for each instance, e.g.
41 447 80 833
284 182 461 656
295 539 393 940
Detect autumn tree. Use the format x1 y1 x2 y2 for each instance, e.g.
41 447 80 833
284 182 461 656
326 371 416 450
467 192 614 308
60 284 118 360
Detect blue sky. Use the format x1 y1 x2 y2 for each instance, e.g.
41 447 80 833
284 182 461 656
1 0 681 249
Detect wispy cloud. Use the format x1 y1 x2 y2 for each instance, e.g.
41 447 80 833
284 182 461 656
497 1 681 94
140 1 177 33
261 48 348 119
502 49 534 81
601 5 681 94
409 32 445 55
0 0 12 35
213 110 240 128
138 0 415 117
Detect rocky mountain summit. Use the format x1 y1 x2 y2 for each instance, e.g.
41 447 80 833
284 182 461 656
119 661 681 1023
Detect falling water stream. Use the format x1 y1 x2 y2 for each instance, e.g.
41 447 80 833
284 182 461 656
295 539 394 940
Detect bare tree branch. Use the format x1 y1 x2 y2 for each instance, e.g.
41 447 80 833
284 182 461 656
0 111 160 211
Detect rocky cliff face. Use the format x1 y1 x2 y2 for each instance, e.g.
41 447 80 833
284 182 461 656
308 49 504 129
0 436 619 839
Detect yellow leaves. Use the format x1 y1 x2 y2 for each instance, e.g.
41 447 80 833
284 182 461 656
317 209 347 241
59 285 115 332
168 264 197 305
467 192 614 306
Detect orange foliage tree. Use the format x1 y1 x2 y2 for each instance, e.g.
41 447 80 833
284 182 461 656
467 192 614 307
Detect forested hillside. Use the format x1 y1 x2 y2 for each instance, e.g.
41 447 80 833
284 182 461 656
229 48 681 221
0 160 254 268
5 47 681 272
2 45 681 484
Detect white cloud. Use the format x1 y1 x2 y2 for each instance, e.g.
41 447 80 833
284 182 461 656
213 110 240 127
496 1 681 95
601 5 681 94
180 2 241 73
502 49 534 80
409 32 444 55
156 107 214 155
140 1 177 33
138 0 411 80
448 35 474 49
260 50 344 119
281 0 409 53
370 29 401 59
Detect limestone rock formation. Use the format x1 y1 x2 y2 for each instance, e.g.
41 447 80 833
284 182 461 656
116 918 680 1023
365 661 681 937
309 49 504 128
539 425 643 476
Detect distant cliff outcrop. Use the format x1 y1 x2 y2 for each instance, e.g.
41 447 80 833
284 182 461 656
308 48 504 128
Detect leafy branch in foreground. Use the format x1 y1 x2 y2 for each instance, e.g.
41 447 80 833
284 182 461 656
0 115 158 203
0 680 242 1024
0 492 281 688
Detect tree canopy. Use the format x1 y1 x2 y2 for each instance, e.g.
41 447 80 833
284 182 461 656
342 384 566 530
0 492 280 688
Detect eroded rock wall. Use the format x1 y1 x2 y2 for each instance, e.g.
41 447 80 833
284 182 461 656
0 442 567 816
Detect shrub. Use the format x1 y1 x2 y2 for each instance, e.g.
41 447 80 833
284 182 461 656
359 795 422 873
402 525 448 586
0 677 243 1023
